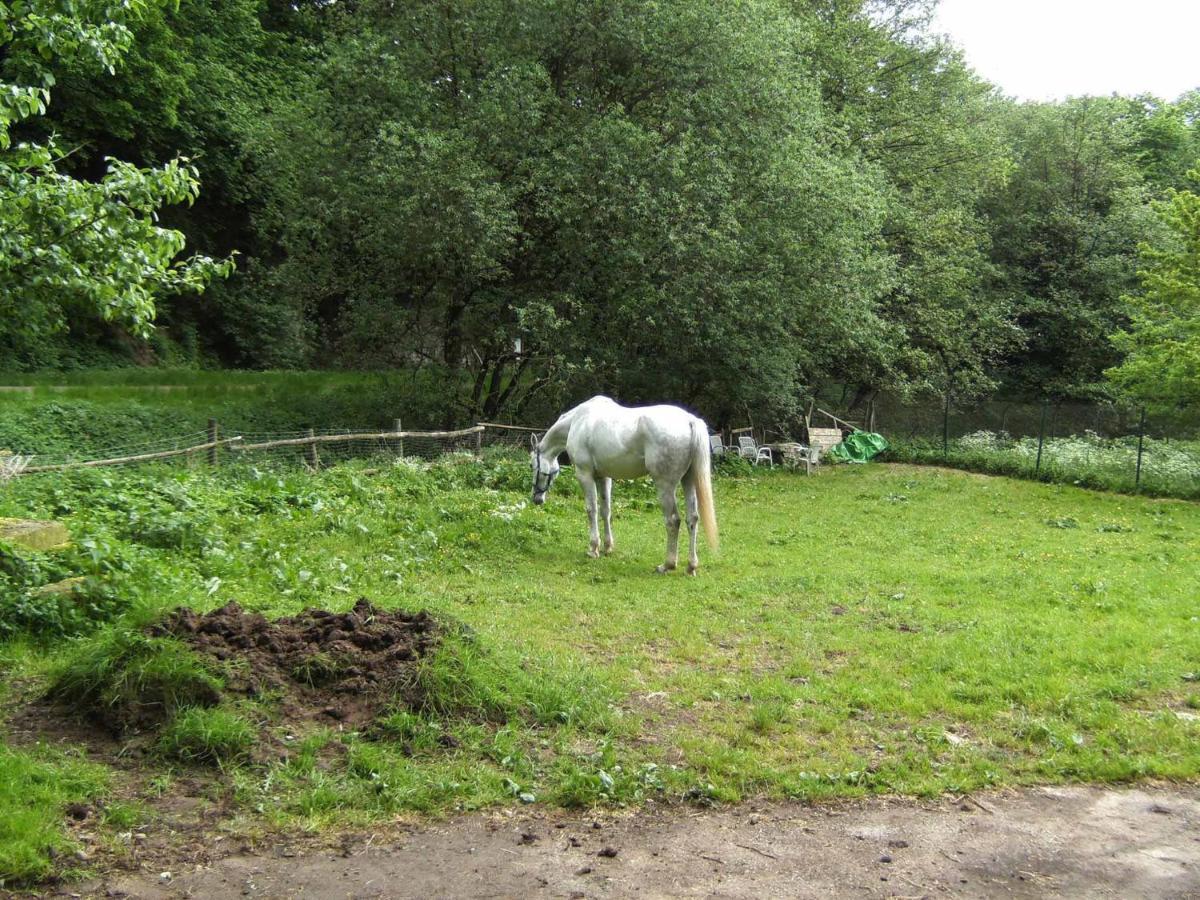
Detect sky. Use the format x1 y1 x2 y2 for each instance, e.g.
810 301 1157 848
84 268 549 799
931 0 1200 102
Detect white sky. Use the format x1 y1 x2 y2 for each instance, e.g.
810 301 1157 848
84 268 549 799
931 0 1200 102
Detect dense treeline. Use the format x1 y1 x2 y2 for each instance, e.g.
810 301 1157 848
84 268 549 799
3 0 1198 424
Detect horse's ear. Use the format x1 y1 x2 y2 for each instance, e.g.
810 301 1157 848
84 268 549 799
529 433 540 449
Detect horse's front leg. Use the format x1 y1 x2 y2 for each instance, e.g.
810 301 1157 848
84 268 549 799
577 470 601 558
655 481 681 573
600 477 614 554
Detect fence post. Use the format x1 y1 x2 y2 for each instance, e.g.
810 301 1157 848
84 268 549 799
306 427 319 469
1035 401 1048 477
942 393 950 458
207 419 219 466
1135 407 1147 490
394 418 403 458
475 426 483 459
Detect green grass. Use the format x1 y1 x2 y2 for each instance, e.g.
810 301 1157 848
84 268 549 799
158 706 257 766
0 745 108 886
2 456 1200 880
890 433 1200 499
48 629 223 732
0 369 467 456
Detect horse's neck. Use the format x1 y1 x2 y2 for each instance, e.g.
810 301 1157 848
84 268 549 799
540 410 576 456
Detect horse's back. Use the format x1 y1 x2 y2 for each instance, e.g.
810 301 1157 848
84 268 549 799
567 397 700 481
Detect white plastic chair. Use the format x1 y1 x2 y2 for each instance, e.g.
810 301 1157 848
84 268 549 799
778 442 820 474
709 434 728 457
737 435 773 466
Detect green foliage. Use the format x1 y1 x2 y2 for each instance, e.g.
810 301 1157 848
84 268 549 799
983 98 1156 396
1109 172 1200 408
251 0 895 422
0 745 108 886
0 0 233 361
157 705 256 765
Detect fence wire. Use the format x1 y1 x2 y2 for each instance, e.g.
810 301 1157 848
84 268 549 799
807 393 1200 498
5 423 539 479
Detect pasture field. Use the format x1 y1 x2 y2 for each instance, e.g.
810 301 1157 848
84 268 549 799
1 458 1199 885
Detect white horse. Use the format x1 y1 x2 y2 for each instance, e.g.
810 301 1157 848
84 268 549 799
531 396 718 574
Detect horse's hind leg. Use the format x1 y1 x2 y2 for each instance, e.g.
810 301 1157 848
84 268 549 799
600 478 614 554
577 469 601 558
683 473 700 575
655 481 681 573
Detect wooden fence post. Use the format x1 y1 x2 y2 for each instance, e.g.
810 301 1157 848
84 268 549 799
475 426 483 459
208 419 219 466
306 428 319 469
394 418 403 458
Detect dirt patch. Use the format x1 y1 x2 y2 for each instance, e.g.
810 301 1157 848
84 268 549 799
152 598 439 729
72 784 1200 899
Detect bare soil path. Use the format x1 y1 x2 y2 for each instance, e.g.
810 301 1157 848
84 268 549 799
57 783 1200 899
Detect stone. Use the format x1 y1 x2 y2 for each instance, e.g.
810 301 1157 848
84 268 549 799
0 517 70 551
30 576 86 597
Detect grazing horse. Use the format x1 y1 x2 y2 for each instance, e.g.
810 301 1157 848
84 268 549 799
531 396 718 574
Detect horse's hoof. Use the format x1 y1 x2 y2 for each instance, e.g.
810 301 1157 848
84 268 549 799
603 544 615 555
587 549 601 559
655 563 676 574
687 566 699 576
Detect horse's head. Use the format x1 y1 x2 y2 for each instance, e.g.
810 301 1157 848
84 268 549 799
530 434 559 506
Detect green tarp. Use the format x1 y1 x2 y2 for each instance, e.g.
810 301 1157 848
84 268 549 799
827 431 889 464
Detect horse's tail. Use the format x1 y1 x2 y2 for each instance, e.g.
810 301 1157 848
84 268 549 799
689 419 719 551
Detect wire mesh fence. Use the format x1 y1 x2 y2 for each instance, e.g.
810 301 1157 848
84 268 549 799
816 393 1200 498
4 422 540 479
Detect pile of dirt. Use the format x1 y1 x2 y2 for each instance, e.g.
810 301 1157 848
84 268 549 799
152 598 440 728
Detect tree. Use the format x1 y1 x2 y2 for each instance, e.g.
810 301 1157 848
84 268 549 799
1108 172 1200 409
0 0 233 366
982 98 1154 397
795 0 1015 404
251 0 896 422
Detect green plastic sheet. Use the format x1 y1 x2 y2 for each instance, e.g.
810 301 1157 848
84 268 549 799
827 431 889 463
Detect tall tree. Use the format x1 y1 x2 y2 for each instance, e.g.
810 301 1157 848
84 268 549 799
795 0 1015 404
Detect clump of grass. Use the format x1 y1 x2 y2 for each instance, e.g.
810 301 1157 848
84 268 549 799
404 632 612 729
291 651 342 687
47 625 222 732
373 710 447 755
158 706 256 766
0 745 108 886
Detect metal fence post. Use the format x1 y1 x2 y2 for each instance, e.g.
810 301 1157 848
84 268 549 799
942 393 950 458
207 419 219 466
1135 407 1147 490
1035 401 1048 476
